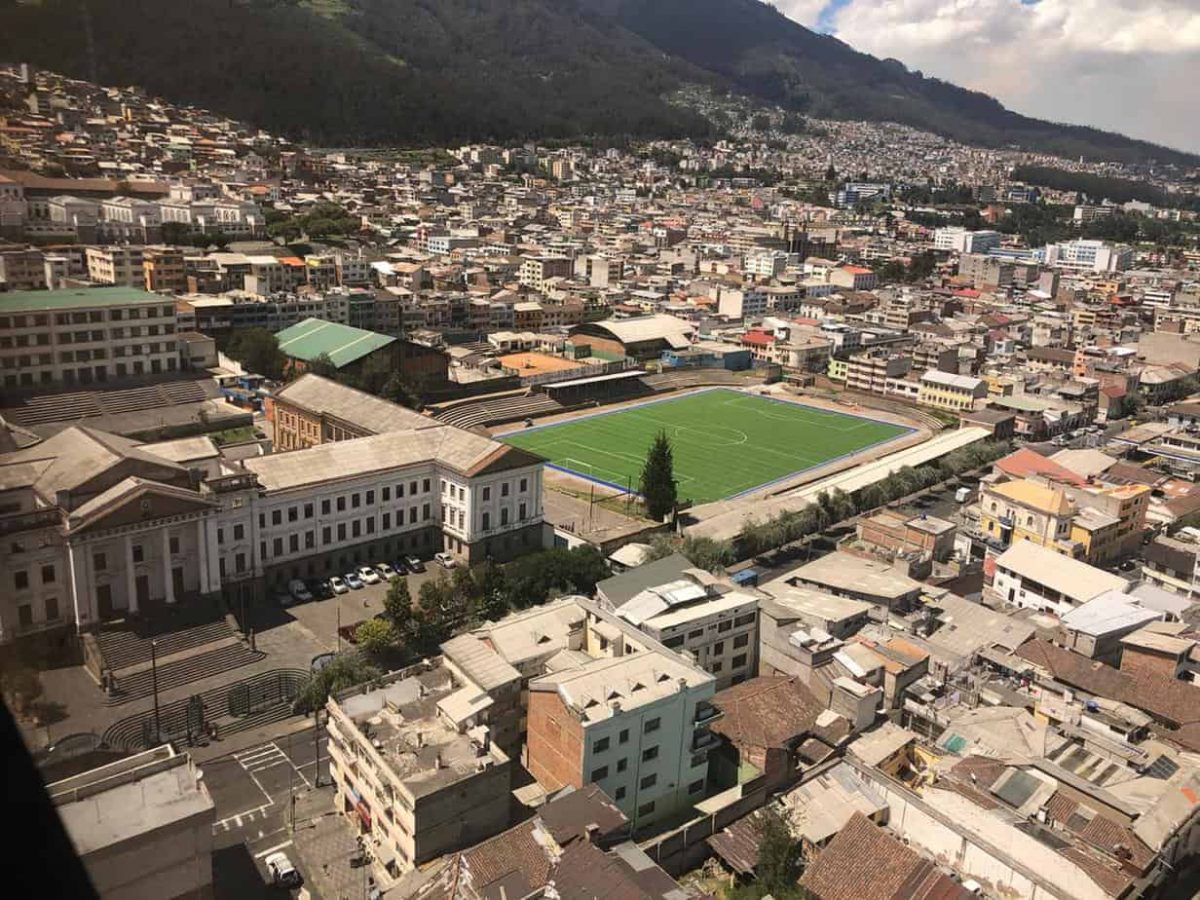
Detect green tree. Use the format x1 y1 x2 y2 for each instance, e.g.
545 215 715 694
383 579 413 635
306 352 339 380
226 328 285 379
476 560 509 621
754 806 803 897
0 665 43 715
354 618 397 659
640 431 678 521
295 653 380 713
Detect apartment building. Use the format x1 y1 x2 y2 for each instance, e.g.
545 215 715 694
1142 531 1200 597
325 663 512 882
48 746 214 900
86 246 146 287
978 479 1077 555
845 348 911 395
526 625 716 833
991 540 1128 615
1044 239 1132 273
0 245 47 291
597 559 758 690
0 286 178 389
142 247 187 294
519 254 572 292
917 370 987 412
933 227 1001 254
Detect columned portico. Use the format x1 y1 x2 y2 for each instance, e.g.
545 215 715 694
67 542 92 632
161 528 176 605
124 533 139 616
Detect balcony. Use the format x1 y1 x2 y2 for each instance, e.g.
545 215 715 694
692 730 720 754
693 703 722 728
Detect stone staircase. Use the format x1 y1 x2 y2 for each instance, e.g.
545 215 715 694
3 379 212 426
94 618 235 672
102 668 309 751
105 641 266 706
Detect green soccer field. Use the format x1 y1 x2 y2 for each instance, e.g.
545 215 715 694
499 388 912 503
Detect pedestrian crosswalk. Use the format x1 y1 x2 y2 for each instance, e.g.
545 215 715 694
236 742 291 775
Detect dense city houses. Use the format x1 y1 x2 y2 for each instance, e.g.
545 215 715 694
0 61 1199 900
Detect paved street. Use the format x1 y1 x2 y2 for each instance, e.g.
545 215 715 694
208 732 334 898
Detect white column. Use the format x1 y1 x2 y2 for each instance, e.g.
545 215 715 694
196 519 210 595
67 543 91 631
124 533 139 615
205 518 221 594
161 528 176 605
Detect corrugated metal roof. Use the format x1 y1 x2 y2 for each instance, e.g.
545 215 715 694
274 318 395 368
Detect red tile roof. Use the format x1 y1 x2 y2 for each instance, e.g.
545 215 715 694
994 448 1087 486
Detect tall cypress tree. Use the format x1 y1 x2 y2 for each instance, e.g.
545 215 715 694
640 431 677 522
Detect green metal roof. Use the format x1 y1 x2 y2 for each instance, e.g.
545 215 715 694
0 286 166 312
274 318 395 369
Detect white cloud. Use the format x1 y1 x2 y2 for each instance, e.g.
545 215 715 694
778 0 1200 153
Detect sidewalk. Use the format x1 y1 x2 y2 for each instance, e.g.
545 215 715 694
188 713 319 764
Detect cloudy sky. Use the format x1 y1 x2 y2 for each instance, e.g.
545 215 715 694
776 0 1200 154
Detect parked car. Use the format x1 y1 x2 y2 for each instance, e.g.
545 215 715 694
330 575 349 595
265 851 303 889
309 579 333 601
404 555 425 573
344 571 364 590
276 590 297 608
434 551 458 569
358 565 381 585
288 579 313 603
377 562 398 581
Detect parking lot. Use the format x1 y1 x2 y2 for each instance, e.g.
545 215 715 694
277 565 446 654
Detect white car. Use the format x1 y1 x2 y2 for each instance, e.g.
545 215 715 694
330 576 349 595
265 851 302 889
377 562 398 581
434 551 458 569
288 579 313 603
358 565 381 585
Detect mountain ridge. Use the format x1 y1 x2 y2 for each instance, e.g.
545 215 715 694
0 0 1193 166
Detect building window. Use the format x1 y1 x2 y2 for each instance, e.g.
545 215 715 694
322 499 332 515
423 479 431 493
688 779 705 795
396 483 404 498
734 613 755 627
288 506 298 523
593 736 610 753
14 570 29 590
663 634 685 649
688 628 704 640
323 527 332 545
273 538 283 556
718 620 732 632
712 662 723 673
590 766 609 782
132 545 144 563
713 641 725 655
500 508 509 526
501 482 510 497
39 564 55 584
93 552 106 571
289 535 299 553
272 509 282 526
640 774 658 789
234 524 245 541
304 503 314 519
411 481 418 495
732 654 748 669
637 802 655 817
383 513 391 530
642 746 658 762
615 787 626 801
617 757 628 772
482 486 491 502
337 497 346 512
691 754 706 768
17 604 32 628
45 596 59 621
169 536 180 555
733 634 749 648
644 717 660 735
352 493 361 509
619 728 629 744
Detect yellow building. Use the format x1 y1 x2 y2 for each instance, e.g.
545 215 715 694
1068 483 1150 564
917 370 988 412
827 357 848 382
979 479 1079 556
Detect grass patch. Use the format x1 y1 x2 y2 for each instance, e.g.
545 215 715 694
501 389 909 504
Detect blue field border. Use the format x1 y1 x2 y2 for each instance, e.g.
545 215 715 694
497 387 917 502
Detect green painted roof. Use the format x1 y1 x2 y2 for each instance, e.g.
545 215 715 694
274 318 395 368
0 286 166 312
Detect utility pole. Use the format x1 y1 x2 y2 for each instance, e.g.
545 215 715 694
336 605 341 653
313 708 323 788
288 730 295 834
150 640 161 745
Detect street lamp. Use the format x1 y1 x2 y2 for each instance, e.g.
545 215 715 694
150 639 161 745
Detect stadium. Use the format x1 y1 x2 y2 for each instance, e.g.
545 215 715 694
496 387 919 505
